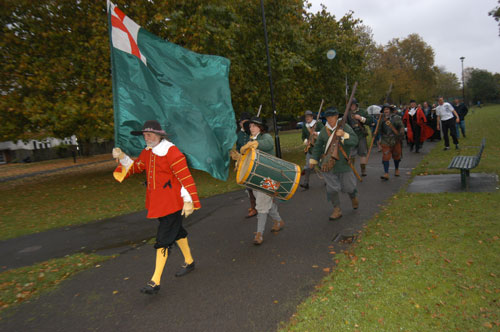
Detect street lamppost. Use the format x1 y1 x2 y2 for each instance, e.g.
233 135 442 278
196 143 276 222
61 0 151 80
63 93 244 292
460 56 465 103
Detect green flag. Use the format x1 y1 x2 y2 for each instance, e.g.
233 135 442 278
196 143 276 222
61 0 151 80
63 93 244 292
108 1 236 181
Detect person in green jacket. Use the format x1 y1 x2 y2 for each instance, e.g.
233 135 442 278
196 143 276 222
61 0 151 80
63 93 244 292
310 107 359 220
235 112 257 218
345 98 373 176
379 104 405 180
240 116 284 245
300 109 324 190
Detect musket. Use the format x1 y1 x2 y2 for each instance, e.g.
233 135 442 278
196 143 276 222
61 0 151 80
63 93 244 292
366 82 393 161
304 99 324 153
322 81 358 171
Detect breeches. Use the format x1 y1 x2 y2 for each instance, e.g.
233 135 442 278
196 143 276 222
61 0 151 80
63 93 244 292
350 135 368 157
382 142 402 161
155 210 187 249
323 171 357 205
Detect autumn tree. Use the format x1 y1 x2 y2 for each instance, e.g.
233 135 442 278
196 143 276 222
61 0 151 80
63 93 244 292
466 68 500 103
434 66 460 100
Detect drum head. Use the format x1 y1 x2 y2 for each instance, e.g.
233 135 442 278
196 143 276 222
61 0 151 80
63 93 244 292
236 149 255 184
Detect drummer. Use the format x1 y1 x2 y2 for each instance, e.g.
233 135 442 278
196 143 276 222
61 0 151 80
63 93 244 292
240 116 285 245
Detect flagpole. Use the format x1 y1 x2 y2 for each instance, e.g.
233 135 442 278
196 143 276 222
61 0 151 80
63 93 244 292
260 0 281 158
107 1 120 148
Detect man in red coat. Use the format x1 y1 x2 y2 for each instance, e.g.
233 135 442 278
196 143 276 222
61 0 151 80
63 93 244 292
402 100 434 153
112 120 201 295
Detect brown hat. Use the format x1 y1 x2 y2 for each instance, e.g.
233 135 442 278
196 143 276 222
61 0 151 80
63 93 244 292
131 120 167 136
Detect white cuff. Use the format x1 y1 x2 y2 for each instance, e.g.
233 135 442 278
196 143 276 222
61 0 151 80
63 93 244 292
120 155 133 169
360 116 366 123
180 186 192 202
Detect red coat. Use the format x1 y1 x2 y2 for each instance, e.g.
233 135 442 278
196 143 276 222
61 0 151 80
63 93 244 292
113 141 201 218
403 108 434 143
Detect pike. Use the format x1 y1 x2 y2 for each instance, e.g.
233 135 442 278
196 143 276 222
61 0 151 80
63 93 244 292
366 82 393 161
304 99 324 153
322 82 362 182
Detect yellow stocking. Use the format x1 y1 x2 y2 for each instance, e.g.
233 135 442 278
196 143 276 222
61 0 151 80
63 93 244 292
176 237 194 265
151 248 168 285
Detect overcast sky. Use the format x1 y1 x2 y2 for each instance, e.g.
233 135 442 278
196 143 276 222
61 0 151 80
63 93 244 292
308 0 500 78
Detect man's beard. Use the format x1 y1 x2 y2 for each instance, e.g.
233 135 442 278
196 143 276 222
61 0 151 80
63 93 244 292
146 140 159 148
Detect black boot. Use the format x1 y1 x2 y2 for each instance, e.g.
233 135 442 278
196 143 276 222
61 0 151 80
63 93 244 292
175 262 195 277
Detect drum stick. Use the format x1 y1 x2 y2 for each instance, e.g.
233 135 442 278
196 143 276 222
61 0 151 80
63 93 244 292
257 104 262 117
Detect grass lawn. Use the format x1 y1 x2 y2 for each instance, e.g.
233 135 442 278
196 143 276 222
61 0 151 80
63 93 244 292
0 129 305 241
414 105 499 176
0 253 112 316
279 105 500 331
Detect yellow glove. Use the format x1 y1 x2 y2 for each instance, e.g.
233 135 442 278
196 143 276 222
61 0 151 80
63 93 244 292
240 141 259 154
181 201 194 218
112 147 125 160
309 159 318 166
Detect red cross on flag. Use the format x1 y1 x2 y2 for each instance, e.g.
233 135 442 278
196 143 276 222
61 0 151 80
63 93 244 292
108 0 146 65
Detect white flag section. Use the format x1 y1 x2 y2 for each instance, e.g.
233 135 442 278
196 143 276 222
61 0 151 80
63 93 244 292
107 1 146 65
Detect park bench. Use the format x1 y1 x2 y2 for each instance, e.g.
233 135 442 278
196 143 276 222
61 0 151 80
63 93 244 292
447 138 486 190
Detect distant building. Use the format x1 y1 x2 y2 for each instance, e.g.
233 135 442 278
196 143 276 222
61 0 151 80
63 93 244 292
0 136 78 164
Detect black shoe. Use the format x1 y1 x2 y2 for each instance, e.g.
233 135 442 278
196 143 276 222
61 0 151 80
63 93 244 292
140 281 160 295
443 146 450 151
175 262 195 277
300 183 309 190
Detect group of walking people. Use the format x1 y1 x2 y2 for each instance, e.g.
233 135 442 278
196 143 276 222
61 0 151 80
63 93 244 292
109 95 468 295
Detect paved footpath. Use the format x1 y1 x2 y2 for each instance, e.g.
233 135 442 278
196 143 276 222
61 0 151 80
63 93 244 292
0 142 434 332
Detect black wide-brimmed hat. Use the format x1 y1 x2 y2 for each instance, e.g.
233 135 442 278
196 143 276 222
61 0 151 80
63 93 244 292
131 120 167 136
381 103 394 111
239 112 251 122
351 98 359 106
304 110 313 116
249 116 268 131
324 106 339 117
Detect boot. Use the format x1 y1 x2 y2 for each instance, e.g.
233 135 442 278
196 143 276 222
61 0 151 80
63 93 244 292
380 173 389 181
351 196 359 210
329 207 342 220
271 220 285 233
253 232 263 245
360 164 367 177
246 208 257 218
394 169 400 177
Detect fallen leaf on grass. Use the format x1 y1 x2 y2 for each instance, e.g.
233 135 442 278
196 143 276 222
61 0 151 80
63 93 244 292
323 268 330 272
312 265 319 268
113 290 118 295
